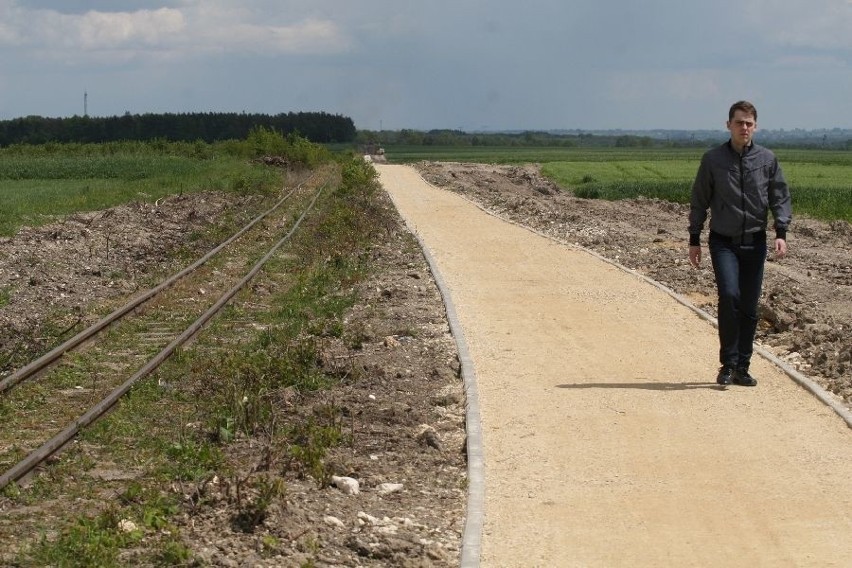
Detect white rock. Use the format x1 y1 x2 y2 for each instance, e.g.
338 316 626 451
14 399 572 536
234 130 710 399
331 475 360 495
118 519 138 533
323 515 346 529
376 483 404 495
357 512 379 525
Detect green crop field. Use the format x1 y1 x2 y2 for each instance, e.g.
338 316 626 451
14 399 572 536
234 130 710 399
381 145 852 223
0 139 290 237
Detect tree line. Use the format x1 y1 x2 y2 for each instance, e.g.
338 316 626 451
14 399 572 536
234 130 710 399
356 128 675 149
355 127 852 150
0 111 356 146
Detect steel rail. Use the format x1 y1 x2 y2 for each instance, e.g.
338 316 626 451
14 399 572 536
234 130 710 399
0 184 302 395
0 184 325 490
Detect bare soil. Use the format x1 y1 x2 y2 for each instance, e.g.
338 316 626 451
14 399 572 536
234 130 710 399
1 160 850 566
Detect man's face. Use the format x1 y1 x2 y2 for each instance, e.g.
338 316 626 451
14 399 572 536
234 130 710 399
727 109 757 148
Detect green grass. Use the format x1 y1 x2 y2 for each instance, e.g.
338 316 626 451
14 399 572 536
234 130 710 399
0 132 324 237
541 159 852 222
382 144 705 164
0 155 279 236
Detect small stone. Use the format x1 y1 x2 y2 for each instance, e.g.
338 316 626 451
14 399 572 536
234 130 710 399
323 515 346 529
331 475 360 495
416 424 443 450
376 483 404 495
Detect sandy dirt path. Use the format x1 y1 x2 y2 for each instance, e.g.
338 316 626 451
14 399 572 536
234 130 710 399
377 164 852 567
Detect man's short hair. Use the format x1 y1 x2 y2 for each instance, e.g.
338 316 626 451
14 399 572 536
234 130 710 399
729 100 757 122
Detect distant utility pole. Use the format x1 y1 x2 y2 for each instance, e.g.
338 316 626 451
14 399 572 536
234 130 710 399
84 91 88 117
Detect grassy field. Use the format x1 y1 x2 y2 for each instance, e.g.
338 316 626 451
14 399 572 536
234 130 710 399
382 145 852 223
0 132 329 237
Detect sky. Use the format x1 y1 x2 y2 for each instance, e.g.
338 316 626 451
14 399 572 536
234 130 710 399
0 0 851 132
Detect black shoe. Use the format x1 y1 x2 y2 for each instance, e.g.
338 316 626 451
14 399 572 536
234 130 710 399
716 365 735 386
733 368 758 387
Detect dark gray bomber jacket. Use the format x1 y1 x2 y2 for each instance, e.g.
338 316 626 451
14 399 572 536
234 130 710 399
688 141 792 246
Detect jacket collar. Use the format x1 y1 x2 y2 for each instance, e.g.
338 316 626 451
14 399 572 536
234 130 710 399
726 139 754 156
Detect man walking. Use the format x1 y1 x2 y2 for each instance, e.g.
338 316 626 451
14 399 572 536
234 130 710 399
688 100 792 387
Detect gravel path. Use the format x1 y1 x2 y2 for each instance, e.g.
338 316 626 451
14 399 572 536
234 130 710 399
378 164 852 567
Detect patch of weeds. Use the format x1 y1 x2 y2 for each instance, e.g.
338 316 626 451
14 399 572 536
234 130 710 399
118 482 179 531
232 474 287 533
296 533 322 556
0 397 11 421
261 534 281 555
160 438 222 482
200 334 337 441
24 508 141 568
285 409 345 488
347 327 372 350
154 540 195 566
1 480 22 500
8 470 55 503
0 285 11 307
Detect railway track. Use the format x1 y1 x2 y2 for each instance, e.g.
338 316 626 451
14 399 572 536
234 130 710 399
0 172 329 490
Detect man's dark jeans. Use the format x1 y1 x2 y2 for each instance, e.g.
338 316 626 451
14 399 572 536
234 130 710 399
709 232 767 369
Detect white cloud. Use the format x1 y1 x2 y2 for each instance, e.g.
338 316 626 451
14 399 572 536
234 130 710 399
190 18 349 55
48 8 185 50
0 1 350 61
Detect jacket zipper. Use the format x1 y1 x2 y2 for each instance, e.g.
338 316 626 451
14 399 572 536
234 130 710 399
739 151 746 237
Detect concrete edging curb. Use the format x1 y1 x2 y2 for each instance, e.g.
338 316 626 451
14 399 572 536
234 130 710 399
382 186 485 568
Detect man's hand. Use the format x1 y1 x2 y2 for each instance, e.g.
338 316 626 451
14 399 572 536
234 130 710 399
774 238 787 260
689 245 702 268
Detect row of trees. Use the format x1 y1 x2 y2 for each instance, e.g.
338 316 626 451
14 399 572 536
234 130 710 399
0 111 356 146
356 128 852 150
356 128 678 149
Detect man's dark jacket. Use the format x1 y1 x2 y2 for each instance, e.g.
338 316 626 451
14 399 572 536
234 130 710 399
689 141 792 245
